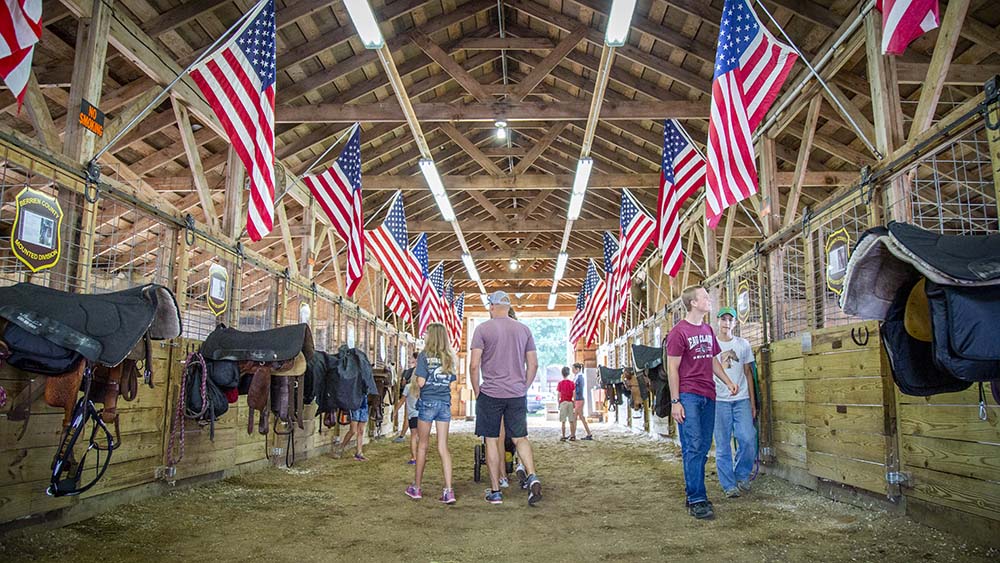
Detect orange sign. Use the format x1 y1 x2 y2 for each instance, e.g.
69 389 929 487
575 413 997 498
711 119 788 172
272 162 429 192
78 99 104 137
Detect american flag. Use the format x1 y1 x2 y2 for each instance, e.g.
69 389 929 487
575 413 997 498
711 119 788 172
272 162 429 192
610 190 655 327
190 0 277 242
877 0 939 55
366 192 412 321
412 233 440 337
454 292 465 348
444 281 461 349
427 262 447 336
0 0 42 108
657 120 705 277
580 260 609 347
302 124 364 296
603 230 621 325
568 281 587 345
705 0 797 229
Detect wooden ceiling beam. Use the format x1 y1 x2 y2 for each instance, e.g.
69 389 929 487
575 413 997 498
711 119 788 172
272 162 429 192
411 31 493 103
408 218 617 233
454 37 555 50
276 100 707 123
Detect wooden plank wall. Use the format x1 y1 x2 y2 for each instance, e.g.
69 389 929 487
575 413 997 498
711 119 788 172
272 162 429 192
1 320 398 532
764 320 1000 538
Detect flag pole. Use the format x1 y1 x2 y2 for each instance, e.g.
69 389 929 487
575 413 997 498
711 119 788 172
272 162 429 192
86 0 266 184
751 0 881 158
363 190 401 229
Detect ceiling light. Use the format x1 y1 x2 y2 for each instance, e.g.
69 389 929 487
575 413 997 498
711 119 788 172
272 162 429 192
554 252 568 280
462 253 480 282
568 158 592 220
509 258 519 271
419 159 455 221
343 0 385 49
605 0 637 47
480 293 489 307
547 292 557 310
495 120 508 140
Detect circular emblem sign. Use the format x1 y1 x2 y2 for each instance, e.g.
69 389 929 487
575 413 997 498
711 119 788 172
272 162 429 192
11 187 63 272
737 279 752 323
825 227 852 296
207 264 229 317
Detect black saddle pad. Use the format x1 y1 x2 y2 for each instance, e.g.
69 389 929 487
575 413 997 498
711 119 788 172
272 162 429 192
632 344 663 371
599 366 623 384
889 222 1000 282
200 323 314 362
0 283 181 366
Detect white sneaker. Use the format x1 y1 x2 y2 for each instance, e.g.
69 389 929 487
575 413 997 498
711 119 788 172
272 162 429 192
499 477 509 489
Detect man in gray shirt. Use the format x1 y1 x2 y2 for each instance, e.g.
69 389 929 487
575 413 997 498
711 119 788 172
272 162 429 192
470 291 542 506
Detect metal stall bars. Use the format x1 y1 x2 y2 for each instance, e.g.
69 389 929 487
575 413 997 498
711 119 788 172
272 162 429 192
807 194 869 329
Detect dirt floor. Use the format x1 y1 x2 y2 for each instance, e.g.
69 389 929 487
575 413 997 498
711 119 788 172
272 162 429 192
2 420 997 562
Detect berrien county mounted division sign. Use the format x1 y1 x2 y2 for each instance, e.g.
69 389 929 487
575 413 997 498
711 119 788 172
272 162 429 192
207 263 229 317
825 227 851 296
11 188 63 272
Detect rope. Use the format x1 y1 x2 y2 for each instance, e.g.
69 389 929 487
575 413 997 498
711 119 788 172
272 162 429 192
166 352 207 467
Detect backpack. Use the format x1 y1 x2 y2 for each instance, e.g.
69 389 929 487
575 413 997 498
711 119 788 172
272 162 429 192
2 322 83 375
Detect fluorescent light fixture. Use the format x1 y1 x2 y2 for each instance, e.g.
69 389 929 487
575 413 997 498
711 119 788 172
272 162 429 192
420 159 455 221
480 293 489 308
462 253 480 282
495 120 508 140
554 252 568 280
343 0 385 49
547 292 557 310
508 258 519 271
604 0 637 46
568 158 592 220
572 157 593 194
434 193 456 221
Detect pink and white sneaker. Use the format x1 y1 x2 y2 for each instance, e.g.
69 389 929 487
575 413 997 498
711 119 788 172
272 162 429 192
405 484 422 499
440 488 456 504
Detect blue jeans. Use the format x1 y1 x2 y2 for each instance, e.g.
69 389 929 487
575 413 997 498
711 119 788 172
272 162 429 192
416 399 451 423
714 399 757 492
677 393 715 504
350 399 369 423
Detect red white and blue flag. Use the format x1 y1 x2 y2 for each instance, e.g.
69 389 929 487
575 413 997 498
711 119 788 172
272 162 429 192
0 0 42 108
657 120 704 277
302 124 364 296
190 0 276 242
877 0 939 55
412 233 440 336
705 0 797 229
444 281 461 349
580 260 609 347
569 280 587 345
610 190 655 327
366 192 412 321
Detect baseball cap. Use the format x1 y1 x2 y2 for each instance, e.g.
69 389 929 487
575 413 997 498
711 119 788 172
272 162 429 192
717 306 737 319
487 290 511 306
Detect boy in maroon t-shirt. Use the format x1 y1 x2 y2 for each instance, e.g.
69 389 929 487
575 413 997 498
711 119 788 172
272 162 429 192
556 366 576 441
665 286 739 521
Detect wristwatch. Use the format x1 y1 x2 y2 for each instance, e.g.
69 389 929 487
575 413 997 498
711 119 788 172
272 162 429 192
670 399 680 405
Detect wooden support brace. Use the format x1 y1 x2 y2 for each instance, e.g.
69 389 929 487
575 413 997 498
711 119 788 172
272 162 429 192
909 0 971 139
783 95 823 230
23 72 59 151
276 200 299 277
171 97 219 230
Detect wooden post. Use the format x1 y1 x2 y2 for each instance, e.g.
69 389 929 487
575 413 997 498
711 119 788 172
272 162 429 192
759 136 781 236
803 228 819 330
63 0 112 164
171 98 219 230
987 88 1000 217
865 11 910 223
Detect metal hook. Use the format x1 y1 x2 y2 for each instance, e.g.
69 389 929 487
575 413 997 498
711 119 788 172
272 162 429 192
979 383 988 421
84 161 101 204
851 326 870 346
183 214 195 245
984 76 1000 131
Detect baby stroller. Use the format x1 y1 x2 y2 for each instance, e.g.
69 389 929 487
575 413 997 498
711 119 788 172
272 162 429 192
473 435 520 484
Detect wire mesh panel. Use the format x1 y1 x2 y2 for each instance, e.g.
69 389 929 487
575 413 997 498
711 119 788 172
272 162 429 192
313 296 332 353
238 263 278 332
775 238 809 339
811 198 869 328
730 263 765 347
88 196 175 293
0 163 87 291
894 124 998 234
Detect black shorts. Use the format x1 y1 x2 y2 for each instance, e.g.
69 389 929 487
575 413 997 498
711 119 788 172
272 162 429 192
408 416 418 430
475 392 528 438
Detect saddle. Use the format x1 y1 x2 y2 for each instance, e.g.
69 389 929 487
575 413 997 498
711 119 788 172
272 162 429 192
633 343 670 416
841 222 1000 411
0 283 181 496
368 365 397 439
620 368 649 411
599 366 624 411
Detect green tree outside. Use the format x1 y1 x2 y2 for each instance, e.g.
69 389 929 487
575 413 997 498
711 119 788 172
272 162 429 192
522 317 571 371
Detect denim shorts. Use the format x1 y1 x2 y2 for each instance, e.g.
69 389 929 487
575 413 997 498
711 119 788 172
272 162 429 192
350 400 369 423
416 398 451 423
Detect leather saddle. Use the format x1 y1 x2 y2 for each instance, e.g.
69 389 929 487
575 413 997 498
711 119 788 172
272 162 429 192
199 324 313 448
599 366 624 411
841 222 1000 407
0 283 181 496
